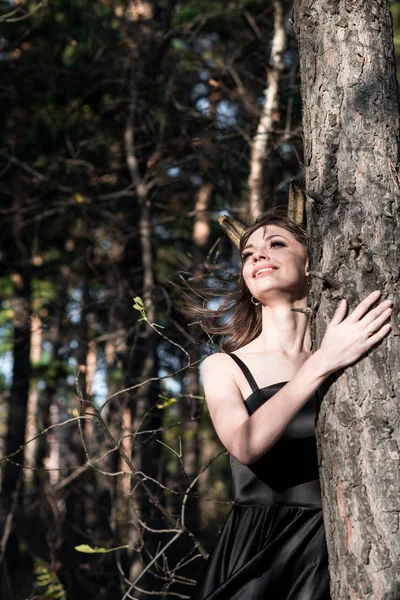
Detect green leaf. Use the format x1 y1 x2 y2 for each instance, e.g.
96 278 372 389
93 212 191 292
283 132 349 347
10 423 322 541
132 296 148 321
37 574 52 585
75 543 129 554
62 44 76 68
156 397 177 409
133 296 144 308
75 544 107 554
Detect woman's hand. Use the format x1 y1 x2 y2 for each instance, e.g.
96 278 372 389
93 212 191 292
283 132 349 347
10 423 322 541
317 290 392 375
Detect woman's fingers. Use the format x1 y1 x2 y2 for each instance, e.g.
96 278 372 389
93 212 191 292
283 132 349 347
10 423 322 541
362 301 393 327
363 306 392 337
319 290 392 373
366 322 392 347
330 298 347 325
349 290 381 322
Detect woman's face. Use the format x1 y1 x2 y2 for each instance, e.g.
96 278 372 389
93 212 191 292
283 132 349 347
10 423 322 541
241 225 308 302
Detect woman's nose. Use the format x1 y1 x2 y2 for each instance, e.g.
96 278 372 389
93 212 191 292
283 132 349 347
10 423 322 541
252 248 270 262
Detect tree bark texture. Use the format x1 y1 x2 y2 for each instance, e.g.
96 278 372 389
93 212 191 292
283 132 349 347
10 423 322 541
293 1 400 598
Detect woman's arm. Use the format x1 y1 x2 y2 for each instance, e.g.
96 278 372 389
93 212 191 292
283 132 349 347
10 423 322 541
202 291 392 465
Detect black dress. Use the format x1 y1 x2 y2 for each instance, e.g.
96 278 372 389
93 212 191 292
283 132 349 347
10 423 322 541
192 354 330 600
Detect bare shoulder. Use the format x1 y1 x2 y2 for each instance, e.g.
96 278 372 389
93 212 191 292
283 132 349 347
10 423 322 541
201 352 239 406
201 352 235 378
200 352 248 454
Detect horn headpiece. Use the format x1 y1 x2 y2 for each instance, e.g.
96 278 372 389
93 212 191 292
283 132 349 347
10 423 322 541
219 181 306 248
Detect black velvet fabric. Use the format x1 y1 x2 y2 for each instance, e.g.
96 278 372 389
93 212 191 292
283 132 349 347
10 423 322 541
191 374 331 600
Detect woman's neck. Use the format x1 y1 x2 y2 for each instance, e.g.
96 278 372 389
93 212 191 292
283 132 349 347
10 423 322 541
254 298 311 355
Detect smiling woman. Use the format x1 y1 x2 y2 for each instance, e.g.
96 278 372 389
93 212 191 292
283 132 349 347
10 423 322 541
186 208 392 600
241 226 309 300
186 208 309 353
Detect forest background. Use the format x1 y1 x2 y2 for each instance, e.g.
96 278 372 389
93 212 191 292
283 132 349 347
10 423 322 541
1 1 399 599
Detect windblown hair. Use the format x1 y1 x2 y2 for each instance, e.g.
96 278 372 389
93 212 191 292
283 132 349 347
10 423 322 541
184 207 308 353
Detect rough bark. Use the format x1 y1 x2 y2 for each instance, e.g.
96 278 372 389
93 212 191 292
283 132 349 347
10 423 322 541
248 0 287 217
293 1 400 598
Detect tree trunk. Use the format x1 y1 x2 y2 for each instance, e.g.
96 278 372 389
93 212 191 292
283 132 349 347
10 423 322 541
293 1 400 597
36 263 71 487
181 183 212 533
248 0 287 217
24 314 42 494
123 60 162 593
2 270 32 503
0 268 32 578
127 199 162 592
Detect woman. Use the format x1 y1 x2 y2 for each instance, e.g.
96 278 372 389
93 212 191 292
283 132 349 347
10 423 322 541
191 210 392 599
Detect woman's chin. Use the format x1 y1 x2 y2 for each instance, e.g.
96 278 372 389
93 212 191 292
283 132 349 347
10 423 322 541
255 283 307 302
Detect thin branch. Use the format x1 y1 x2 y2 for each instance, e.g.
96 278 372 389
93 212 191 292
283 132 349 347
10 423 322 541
121 533 182 600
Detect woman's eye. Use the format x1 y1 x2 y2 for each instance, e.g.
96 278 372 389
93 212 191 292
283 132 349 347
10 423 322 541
242 253 252 260
270 240 285 248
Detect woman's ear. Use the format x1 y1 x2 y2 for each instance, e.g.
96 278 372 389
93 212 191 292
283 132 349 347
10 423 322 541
305 257 309 278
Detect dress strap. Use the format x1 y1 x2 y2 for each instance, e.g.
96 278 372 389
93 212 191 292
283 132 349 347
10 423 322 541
229 354 259 393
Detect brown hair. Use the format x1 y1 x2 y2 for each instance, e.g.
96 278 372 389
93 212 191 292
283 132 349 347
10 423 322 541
184 207 308 353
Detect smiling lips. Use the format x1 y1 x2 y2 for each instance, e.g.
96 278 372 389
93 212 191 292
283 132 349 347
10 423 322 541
252 263 279 278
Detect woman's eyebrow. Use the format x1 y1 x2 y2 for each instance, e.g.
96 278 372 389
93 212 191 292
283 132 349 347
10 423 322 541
243 234 289 250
